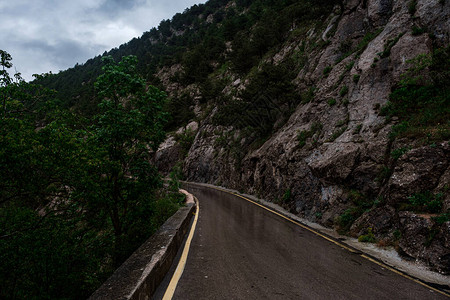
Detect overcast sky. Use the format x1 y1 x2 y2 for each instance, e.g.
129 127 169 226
0 0 206 81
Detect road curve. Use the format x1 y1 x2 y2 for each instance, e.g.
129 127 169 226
170 183 448 299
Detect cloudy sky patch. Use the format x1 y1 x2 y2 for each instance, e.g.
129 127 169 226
0 0 205 81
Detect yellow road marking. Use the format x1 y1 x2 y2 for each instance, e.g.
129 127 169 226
163 198 199 300
360 254 449 297
204 184 450 298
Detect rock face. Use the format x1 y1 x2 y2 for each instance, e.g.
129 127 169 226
386 143 449 206
398 212 450 274
156 0 450 273
155 136 182 174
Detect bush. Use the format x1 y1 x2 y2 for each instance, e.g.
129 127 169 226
280 189 292 204
379 33 404 59
353 123 362 134
376 166 393 183
408 0 417 15
412 26 426 36
390 147 409 160
335 190 375 234
327 126 347 142
301 86 315 104
323 65 333 76
335 208 360 234
408 191 443 213
214 61 298 140
358 228 376 243
297 122 322 148
165 93 195 131
432 213 450 225
339 86 349 97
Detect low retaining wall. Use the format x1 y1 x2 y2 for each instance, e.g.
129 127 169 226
89 201 196 300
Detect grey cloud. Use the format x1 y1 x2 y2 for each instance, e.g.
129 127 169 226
1 0 206 81
20 39 94 68
96 0 145 17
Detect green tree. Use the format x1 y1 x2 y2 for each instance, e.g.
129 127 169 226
1 51 175 298
89 55 168 261
0 50 109 299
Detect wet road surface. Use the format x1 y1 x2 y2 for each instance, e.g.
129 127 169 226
169 183 447 299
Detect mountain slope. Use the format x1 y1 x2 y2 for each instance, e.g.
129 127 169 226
166 0 450 274
40 0 450 273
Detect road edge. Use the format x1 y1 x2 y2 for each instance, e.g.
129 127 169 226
162 193 199 299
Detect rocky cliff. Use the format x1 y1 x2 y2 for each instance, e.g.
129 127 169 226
156 0 450 274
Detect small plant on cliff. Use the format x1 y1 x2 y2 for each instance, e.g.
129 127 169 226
335 40 353 63
432 213 450 225
408 0 417 15
339 86 349 97
323 65 333 76
335 191 375 234
390 147 410 160
379 33 405 59
376 166 393 183
424 228 440 247
327 98 337 106
297 122 323 148
280 189 292 204
326 126 347 142
301 86 315 104
353 123 363 134
355 28 383 55
175 128 196 157
336 114 349 127
408 191 443 213
297 130 309 147
335 208 360 234
412 26 426 36
358 227 376 243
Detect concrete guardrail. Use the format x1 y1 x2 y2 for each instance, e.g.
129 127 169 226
89 193 196 300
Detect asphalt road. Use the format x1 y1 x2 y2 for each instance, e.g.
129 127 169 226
168 183 448 299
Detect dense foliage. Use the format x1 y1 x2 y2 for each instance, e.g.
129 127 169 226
0 52 183 299
213 61 298 139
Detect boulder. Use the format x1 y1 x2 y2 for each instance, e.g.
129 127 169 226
308 142 361 184
350 206 396 238
155 136 183 174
